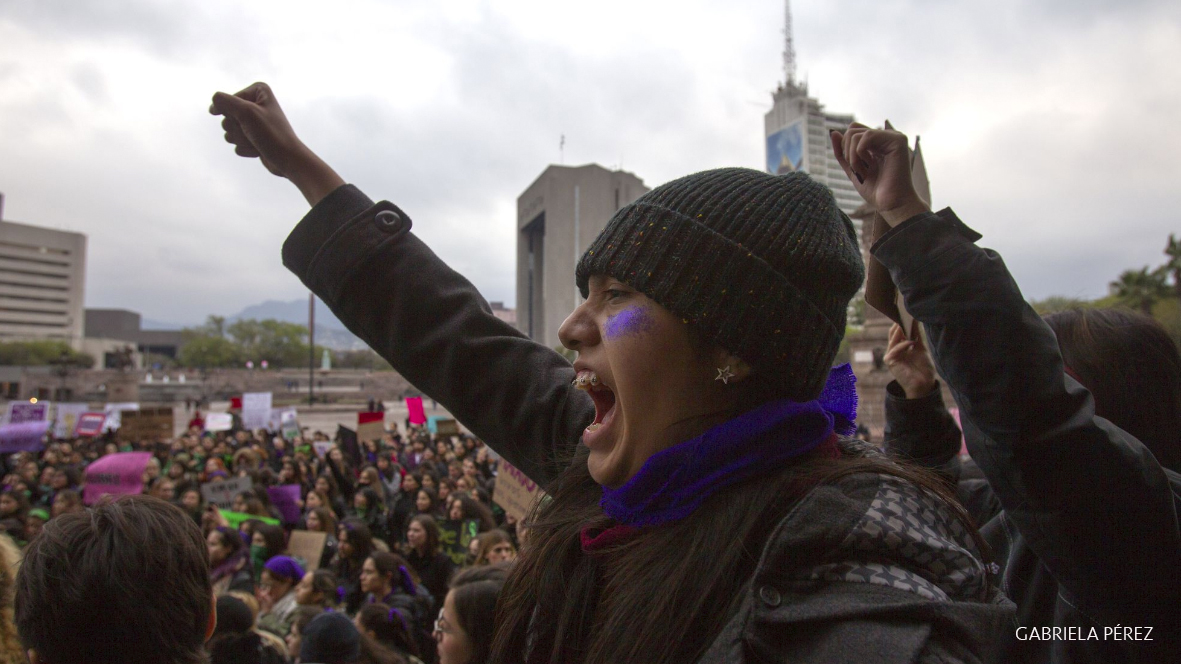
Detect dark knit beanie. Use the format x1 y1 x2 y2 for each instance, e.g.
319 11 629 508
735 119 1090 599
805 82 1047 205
300 611 361 664
576 168 864 401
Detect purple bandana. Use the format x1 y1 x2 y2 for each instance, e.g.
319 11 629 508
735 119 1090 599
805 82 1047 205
600 364 858 527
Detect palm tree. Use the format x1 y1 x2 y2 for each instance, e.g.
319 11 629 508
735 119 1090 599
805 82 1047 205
1165 234 1181 302
1110 266 1170 315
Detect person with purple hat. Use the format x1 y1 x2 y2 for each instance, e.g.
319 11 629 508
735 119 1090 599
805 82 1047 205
258 555 305 637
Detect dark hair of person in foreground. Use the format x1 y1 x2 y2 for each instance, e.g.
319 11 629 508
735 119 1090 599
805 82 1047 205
15 495 213 664
1044 307 1181 471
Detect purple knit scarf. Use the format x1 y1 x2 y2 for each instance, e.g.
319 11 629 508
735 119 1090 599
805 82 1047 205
600 364 858 527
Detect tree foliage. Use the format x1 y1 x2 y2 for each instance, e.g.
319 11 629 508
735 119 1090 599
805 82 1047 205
1109 266 1170 315
0 340 94 367
178 316 325 369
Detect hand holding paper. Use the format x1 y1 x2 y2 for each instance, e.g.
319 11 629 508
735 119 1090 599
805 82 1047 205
829 123 929 228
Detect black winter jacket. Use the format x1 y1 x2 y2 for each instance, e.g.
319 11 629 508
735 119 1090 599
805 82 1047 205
874 208 1181 663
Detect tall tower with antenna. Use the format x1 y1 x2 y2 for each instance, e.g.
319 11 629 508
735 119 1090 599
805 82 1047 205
764 1 863 221
782 0 797 88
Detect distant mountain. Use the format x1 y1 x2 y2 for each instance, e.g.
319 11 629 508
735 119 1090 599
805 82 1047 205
142 318 185 331
230 298 366 350
231 298 349 330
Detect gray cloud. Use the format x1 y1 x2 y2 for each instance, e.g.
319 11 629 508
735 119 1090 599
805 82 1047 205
1 0 1178 324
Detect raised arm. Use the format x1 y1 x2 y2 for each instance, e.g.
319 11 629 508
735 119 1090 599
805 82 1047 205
831 125 1181 629
210 83 593 485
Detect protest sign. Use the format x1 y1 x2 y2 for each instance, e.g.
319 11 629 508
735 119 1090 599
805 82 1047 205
269 408 300 440
406 397 426 426
53 402 89 439
201 476 253 510
336 425 362 468
103 402 139 432
436 419 460 435
205 412 233 432
84 452 151 504
7 401 48 424
117 407 174 442
493 459 547 522
312 441 335 459
287 530 328 572
267 484 302 524
74 412 108 437
437 519 480 566
357 411 384 442
241 392 273 430
0 420 49 453
219 509 280 530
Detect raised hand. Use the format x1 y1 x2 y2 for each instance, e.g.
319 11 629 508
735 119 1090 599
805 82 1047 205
210 82 344 206
883 322 938 399
829 124 930 227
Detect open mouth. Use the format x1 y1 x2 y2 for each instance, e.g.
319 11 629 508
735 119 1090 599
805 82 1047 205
575 371 616 433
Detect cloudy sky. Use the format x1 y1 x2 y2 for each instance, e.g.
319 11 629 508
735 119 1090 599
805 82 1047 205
1 0 1178 326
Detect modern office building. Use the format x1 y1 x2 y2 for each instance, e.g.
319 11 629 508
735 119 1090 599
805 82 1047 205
764 2 865 239
516 165 648 348
0 194 88 349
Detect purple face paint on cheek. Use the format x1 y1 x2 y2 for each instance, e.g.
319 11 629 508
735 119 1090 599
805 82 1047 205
604 306 655 340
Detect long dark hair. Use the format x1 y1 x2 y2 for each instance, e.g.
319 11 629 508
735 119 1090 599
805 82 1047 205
357 603 421 659
490 441 982 664
451 565 508 664
1044 307 1181 471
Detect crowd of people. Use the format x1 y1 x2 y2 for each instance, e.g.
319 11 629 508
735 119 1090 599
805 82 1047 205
0 417 519 664
0 81 1177 664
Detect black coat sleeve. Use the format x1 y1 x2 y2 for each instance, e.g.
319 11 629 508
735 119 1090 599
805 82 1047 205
282 185 595 486
872 208 1181 629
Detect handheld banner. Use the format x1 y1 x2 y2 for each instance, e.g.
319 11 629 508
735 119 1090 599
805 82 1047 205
83 452 151 504
405 397 426 426
205 412 233 432
357 411 384 442
0 420 50 453
201 476 253 510
53 402 89 439
493 459 547 522
74 412 108 437
267 484 303 524
287 530 328 572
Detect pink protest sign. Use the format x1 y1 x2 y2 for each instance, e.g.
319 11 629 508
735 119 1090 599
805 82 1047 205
406 397 426 425
84 452 151 505
267 484 302 524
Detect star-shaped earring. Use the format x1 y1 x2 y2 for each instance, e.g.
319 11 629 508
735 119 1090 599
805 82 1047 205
715 366 735 384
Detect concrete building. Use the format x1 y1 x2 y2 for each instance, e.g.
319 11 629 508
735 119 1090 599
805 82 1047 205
516 165 648 348
0 194 88 349
84 308 185 366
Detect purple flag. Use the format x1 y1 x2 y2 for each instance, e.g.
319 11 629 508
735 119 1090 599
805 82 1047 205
0 420 49 453
267 484 303 524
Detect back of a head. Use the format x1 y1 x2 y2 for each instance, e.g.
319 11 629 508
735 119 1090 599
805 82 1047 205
1045 307 1181 471
300 611 361 664
449 565 509 664
15 495 211 664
